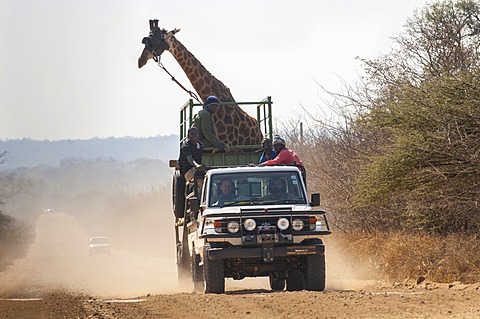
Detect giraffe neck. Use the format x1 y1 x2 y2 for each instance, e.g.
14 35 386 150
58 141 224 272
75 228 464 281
166 36 234 103
165 34 263 146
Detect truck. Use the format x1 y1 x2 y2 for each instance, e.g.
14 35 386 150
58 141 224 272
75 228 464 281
170 97 331 293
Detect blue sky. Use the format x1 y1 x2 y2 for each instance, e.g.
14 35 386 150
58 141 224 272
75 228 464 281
0 0 427 140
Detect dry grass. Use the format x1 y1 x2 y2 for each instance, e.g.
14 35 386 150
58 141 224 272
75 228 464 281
332 232 480 284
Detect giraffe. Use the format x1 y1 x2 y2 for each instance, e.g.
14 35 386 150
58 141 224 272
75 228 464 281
138 19 263 147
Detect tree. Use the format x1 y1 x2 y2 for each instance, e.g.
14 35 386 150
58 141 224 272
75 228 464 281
348 0 480 233
0 151 34 270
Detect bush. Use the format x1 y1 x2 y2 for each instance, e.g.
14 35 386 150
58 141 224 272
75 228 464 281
0 212 34 271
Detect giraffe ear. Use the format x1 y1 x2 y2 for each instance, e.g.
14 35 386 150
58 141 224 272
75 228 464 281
171 28 181 34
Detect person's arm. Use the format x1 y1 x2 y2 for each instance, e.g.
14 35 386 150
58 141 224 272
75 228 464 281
259 152 266 164
259 150 277 164
200 113 225 149
186 154 203 170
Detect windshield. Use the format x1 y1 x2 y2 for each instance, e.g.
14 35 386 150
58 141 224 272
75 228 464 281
208 171 307 207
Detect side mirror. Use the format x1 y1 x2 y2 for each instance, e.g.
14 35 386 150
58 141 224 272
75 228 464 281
310 192 320 207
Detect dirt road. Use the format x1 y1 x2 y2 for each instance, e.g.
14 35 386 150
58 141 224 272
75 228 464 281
1 281 479 319
1 213 479 318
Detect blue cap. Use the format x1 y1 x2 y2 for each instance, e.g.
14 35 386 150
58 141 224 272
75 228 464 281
204 95 220 108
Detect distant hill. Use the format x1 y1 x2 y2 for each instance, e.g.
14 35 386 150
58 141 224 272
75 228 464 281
0 136 180 170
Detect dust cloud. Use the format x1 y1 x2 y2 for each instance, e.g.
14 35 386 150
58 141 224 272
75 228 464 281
0 203 374 297
0 202 188 298
324 236 380 290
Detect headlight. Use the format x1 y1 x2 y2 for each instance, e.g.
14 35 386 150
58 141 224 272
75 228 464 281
277 217 289 230
227 220 240 233
292 218 304 231
244 218 256 231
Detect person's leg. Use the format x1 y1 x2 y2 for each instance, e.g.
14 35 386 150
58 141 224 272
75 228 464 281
184 167 195 182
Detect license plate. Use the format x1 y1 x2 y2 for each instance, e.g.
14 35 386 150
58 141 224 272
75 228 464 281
286 245 317 255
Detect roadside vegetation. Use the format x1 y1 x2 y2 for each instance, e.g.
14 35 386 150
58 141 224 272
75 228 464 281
0 212 33 271
0 152 34 270
283 0 480 283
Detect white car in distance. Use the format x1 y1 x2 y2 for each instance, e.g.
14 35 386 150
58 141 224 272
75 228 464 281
88 236 111 256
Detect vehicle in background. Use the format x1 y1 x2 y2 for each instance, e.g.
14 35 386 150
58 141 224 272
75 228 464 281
88 236 111 256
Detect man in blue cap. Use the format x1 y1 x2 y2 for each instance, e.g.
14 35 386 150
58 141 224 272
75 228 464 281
192 95 227 152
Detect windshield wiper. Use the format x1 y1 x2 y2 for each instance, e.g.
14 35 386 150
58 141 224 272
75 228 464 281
221 200 252 207
214 198 306 207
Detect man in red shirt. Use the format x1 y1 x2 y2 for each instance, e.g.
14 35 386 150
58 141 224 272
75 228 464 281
259 136 303 167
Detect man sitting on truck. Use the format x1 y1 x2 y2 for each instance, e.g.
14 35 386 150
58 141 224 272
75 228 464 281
192 95 228 152
178 127 205 182
259 136 303 168
258 138 277 164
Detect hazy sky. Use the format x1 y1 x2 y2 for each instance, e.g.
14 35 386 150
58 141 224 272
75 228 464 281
1 0 427 141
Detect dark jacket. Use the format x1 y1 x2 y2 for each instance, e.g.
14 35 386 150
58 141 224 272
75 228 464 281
192 109 225 149
178 139 204 176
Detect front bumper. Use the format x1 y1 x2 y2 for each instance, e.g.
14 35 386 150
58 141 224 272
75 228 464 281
207 243 325 262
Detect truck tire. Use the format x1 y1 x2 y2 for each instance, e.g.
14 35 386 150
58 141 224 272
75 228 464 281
203 244 225 294
286 269 305 291
269 273 286 291
304 254 326 291
172 171 186 219
192 250 204 292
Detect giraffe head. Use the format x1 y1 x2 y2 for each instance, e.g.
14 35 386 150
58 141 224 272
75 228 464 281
138 19 180 68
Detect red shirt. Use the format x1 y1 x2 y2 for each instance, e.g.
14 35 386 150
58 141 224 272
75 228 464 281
261 147 303 166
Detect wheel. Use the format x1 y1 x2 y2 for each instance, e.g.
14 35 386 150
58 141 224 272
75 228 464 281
269 273 286 291
286 269 305 291
303 239 326 291
203 244 225 294
192 250 204 292
172 171 186 218
304 254 326 291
